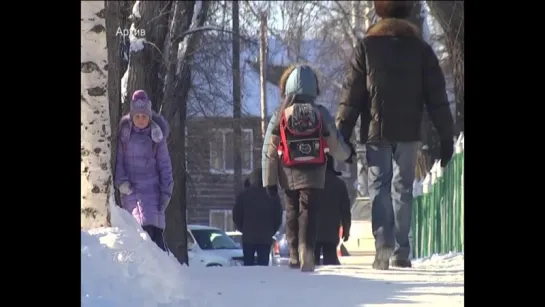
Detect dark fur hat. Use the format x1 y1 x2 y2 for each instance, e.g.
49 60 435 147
374 1 414 19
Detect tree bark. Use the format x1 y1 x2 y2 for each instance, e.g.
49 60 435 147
148 1 172 112
124 1 161 113
259 12 268 137
81 0 113 229
119 1 133 81
161 0 210 265
232 0 243 195
105 0 126 208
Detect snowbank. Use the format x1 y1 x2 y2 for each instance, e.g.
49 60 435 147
414 252 464 270
81 199 200 307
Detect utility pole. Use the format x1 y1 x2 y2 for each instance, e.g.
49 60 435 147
259 12 268 137
232 0 242 194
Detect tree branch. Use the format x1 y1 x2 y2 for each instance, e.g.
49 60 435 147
172 26 257 47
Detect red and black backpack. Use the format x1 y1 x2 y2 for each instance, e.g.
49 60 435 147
277 103 329 167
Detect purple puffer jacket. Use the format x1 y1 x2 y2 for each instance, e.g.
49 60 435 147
114 112 173 229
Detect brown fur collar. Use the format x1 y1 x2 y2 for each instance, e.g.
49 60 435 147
366 18 420 38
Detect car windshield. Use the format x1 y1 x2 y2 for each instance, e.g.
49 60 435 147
228 234 243 247
191 229 240 250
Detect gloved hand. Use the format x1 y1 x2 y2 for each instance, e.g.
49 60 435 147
119 182 133 195
342 230 350 242
160 194 170 212
344 142 356 164
266 185 278 198
440 139 454 168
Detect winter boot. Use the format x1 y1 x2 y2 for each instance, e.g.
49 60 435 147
299 244 315 272
288 248 300 269
391 259 412 268
372 246 394 270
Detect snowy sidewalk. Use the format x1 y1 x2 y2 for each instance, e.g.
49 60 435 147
192 254 463 307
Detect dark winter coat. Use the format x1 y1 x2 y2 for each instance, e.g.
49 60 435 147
336 18 454 144
317 165 352 243
232 168 283 245
262 65 351 190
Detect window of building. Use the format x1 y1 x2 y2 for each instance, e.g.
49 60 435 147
209 209 235 232
209 128 253 174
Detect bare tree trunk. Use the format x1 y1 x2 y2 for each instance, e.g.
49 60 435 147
161 0 193 266
162 0 210 265
149 1 172 112
259 12 268 137
119 1 133 81
125 1 151 111
427 1 464 134
81 0 113 229
105 0 126 208
232 0 243 194
124 1 168 113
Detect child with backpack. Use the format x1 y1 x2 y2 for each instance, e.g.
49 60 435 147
114 90 173 252
262 65 354 272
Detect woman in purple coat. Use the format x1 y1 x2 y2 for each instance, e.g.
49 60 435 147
114 90 173 251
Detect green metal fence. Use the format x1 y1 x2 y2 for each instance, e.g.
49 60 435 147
411 133 464 259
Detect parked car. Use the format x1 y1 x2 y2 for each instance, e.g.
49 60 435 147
187 225 244 267
225 231 243 248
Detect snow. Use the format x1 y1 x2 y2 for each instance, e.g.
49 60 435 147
129 23 145 53
132 1 141 19
121 67 129 103
191 0 203 26
83 199 463 306
197 254 463 307
82 198 200 307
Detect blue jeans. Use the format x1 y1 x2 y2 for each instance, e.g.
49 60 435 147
366 141 418 260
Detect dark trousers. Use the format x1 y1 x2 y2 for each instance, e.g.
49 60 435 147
314 242 340 265
142 225 166 252
242 243 271 266
283 188 320 260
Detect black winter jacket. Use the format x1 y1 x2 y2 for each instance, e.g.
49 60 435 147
336 18 454 144
317 170 352 243
232 168 283 245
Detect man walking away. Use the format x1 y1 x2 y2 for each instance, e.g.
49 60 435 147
315 155 351 265
336 1 455 270
233 168 283 266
